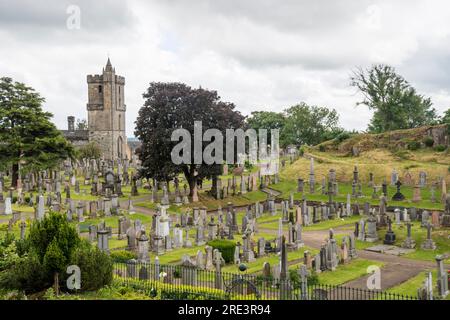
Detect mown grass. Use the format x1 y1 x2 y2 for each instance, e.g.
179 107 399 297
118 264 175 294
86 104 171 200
385 270 450 300
317 259 384 286
269 179 445 211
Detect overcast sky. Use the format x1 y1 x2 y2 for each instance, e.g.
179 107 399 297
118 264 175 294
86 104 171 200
1 0 450 137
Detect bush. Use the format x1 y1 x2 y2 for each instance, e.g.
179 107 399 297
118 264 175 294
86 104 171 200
334 132 351 143
0 251 49 293
206 239 236 264
0 212 113 294
110 250 137 263
70 240 113 291
423 136 434 147
434 144 446 152
75 142 102 160
318 145 326 152
298 146 305 156
407 141 421 151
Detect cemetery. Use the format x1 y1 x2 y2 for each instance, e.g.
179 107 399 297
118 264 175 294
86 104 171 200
1 3 450 303
0 142 449 300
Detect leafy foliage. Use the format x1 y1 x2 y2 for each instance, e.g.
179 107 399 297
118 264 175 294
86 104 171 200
110 250 137 263
0 212 113 293
0 77 74 186
441 108 450 124
76 142 102 160
70 240 113 291
246 111 286 145
281 103 342 146
350 64 438 133
407 141 421 151
28 211 80 267
135 82 245 196
423 136 434 147
206 239 236 263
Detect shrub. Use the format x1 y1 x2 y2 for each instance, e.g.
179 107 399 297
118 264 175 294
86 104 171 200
0 212 114 294
206 239 236 264
407 141 421 151
318 145 326 152
434 144 446 152
0 289 27 300
110 250 137 263
423 136 434 147
75 142 102 160
298 146 305 156
0 251 49 293
70 240 113 291
334 132 351 143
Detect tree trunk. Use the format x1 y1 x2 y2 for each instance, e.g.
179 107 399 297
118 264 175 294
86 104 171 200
188 175 196 198
11 163 19 189
211 175 218 197
54 272 60 296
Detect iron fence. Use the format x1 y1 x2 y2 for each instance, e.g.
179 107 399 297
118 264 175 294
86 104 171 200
112 262 417 300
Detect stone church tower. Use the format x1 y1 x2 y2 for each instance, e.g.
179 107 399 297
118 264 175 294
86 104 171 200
86 58 129 160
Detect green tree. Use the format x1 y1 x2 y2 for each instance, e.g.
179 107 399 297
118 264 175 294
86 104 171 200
28 211 79 265
246 111 286 145
281 102 342 146
441 108 450 124
27 211 80 291
76 142 102 160
76 118 87 130
70 240 113 291
0 77 75 187
135 82 245 198
350 64 438 133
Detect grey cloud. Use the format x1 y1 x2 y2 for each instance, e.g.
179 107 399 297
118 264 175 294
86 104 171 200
0 0 134 41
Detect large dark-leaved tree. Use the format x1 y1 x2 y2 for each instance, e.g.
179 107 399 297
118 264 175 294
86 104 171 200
0 77 75 187
135 82 245 198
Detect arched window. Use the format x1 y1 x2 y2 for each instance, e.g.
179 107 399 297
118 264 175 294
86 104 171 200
118 114 121 131
98 85 102 93
117 136 123 159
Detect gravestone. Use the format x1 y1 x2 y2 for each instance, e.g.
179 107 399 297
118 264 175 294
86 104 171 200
420 223 436 250
392 180 405 201
401 222 416 249
365 213 378 242
436 255 449 298
383 217 396 245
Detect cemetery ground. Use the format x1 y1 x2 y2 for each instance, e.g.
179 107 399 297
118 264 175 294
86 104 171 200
0 142 449 300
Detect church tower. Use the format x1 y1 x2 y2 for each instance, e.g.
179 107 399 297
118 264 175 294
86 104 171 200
86 58 128 160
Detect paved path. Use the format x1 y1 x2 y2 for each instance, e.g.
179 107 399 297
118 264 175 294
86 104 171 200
259 226 443 291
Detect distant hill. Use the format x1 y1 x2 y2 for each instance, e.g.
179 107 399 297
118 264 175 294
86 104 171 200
281 124 450 185
316 124 449 156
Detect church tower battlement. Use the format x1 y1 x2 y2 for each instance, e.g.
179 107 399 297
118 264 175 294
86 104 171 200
86 58 129 160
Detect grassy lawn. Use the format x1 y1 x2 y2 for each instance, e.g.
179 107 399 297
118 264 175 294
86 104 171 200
259 215 361 232
222 246 317 274
386 270 450 300
374 221 450 264
316 259 384 286
269 179 445 211
77 212 153 233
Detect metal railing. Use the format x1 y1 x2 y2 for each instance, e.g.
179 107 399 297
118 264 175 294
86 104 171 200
112 262 418 300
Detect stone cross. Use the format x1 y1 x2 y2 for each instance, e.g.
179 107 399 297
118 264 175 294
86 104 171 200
298 264 309 300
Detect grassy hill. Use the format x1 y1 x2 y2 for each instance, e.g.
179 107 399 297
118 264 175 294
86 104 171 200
281 124 450 185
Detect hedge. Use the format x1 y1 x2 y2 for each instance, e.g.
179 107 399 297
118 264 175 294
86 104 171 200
206 239 236 264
